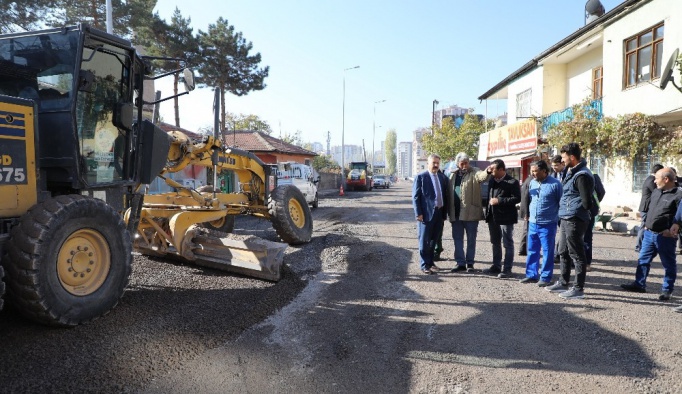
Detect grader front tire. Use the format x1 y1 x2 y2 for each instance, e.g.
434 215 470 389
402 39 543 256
3 195 132 327
200 214 236 233
268 185 313 245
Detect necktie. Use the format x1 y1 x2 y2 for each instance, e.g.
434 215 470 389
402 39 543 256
433 173 443 208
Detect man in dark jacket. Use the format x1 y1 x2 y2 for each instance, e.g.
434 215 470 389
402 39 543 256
518 170 534 256
622 167 682 302
412 154 449 274
636 164 664 252
482 159 521 278
546 143 594 299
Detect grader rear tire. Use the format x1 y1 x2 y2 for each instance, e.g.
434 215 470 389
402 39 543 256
3 195 132 327
268 185 313 244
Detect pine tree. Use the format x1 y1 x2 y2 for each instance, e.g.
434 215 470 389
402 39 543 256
136 9 199 127
0 0 58 33
197 17 269 138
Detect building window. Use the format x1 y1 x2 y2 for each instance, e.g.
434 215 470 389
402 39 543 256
624 23 664 88
516 88 532 118
589 154 605 180
592 66 603 99
632 153 660 192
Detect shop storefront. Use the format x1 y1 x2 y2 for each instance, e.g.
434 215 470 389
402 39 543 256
478 119 540 181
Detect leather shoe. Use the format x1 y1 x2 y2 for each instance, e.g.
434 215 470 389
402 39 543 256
450 265 467 273
422 269 432 275
659 291 672 301
431 264 441 272
520 277 538 284
620 283 646 293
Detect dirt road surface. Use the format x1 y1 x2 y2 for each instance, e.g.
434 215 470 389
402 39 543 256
1 181 681 393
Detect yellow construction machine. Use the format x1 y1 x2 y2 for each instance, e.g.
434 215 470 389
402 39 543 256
130 103 313 282
0 24 311 327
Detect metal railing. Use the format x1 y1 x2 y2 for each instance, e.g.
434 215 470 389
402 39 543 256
541 99 602 134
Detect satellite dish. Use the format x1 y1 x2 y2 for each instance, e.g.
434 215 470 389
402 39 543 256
585 0 605 25
659 48 679 90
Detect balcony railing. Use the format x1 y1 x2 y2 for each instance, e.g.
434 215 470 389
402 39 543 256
541 99 602 134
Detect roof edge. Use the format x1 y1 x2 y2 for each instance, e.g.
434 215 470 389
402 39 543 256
477 0 645 101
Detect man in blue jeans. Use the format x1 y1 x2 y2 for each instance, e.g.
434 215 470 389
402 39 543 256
520 160 563 286
621 167 682 302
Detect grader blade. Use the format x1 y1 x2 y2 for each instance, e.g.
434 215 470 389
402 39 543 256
185 231 287 281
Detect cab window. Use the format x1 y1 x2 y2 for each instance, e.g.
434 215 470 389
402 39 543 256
76 41 131 184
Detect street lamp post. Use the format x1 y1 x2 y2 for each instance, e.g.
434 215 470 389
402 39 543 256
372 99 386 169
342 65 360 188
432 99 439 128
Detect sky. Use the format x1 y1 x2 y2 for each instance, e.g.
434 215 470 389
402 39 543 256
152 0 623 150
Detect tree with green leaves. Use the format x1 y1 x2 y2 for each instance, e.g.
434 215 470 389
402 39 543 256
136 9 199 127
281 130 304 146
312 154 338 172
545 97 602 155
0 0 58 33
197 17 269 138
421 113 487 160
385 129 397 175
226 113 272 133
48 0 156 40
545 96 682 162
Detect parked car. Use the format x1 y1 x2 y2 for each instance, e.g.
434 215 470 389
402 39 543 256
275 162 319 208
373 175 390 189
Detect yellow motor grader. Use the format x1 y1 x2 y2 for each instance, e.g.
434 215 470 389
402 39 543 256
0 24 312 327
130 112 313 282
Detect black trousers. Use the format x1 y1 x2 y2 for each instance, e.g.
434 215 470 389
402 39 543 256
519 219 529 254
557 217 589 289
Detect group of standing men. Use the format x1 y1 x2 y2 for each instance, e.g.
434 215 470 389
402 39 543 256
413 143 607 301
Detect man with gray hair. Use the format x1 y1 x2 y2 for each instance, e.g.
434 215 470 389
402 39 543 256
622 167 682 302
445 152 489 272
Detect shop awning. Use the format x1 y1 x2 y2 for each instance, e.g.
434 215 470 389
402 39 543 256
488 152 537 168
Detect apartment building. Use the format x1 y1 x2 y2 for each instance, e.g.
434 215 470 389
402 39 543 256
398 141 412 178
478 0 682 209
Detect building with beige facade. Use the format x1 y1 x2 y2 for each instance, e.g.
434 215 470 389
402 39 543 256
478 0 682 211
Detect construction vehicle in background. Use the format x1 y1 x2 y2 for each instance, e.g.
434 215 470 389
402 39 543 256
346 161 373 191
0 24 311 327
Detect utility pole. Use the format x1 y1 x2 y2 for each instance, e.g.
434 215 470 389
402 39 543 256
432 99 439 129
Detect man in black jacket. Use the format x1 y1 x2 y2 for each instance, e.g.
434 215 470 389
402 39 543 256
621 167 682 301
635 164 664 252
482 159 521 278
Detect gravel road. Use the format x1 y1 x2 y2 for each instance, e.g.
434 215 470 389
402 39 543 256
1 181 681 393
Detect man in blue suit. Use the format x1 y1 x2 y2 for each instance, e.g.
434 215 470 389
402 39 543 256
413 154 449 274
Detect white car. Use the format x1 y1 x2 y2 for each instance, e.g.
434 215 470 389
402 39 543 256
372 175 390 189
275 162 319 208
